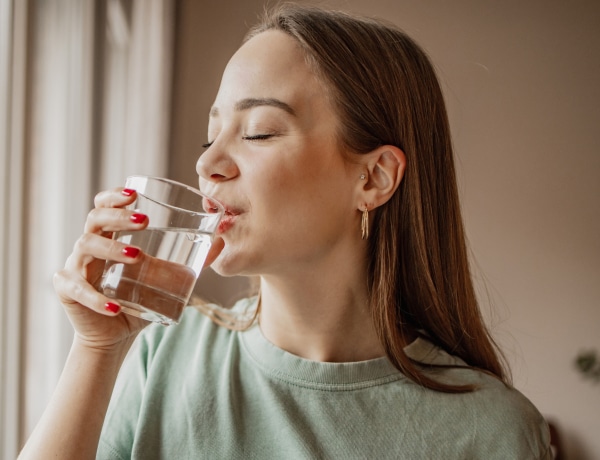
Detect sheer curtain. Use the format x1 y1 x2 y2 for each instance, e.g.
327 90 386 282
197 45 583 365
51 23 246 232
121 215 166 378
99 0 173 189
0 0 173 455
0 0 28 457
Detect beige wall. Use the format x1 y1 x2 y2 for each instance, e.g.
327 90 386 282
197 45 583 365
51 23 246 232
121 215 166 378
169 1 600 458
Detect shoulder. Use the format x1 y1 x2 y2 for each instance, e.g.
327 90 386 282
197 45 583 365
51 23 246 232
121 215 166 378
405 338 552 458
462 381 552 458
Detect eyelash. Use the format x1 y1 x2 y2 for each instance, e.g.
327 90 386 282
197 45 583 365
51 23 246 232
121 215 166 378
243 134 274 142
202 134 274 149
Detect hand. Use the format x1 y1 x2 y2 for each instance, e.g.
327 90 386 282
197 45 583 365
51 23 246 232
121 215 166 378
54 187 226 351
53 188 151 351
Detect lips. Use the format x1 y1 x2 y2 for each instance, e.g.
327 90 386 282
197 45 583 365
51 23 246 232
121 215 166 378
202 197 224 214
218 213 237 234
202 197 240 234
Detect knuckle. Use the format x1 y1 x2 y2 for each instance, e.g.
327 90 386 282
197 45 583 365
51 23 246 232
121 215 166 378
74 233 91 253
95 187 130 209
93 190 110 208
63 252 80 271
107 237 124 255
86 207 98 223
69 277 85 299
52 269 65 289
53 269 82 304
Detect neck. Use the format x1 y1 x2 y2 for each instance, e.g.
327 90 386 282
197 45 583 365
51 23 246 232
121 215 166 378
257 264 385 363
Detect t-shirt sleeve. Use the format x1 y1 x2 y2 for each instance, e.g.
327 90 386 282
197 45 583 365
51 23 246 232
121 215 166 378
407 340 553 459
469 383 554 459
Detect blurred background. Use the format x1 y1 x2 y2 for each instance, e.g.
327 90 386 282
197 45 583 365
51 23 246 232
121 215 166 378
1 0 599 458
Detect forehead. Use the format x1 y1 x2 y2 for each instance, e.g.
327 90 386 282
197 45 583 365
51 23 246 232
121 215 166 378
214 30 327 111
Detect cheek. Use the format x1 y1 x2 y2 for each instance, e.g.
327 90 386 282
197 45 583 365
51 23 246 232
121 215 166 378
253 163 308 205
245 145 353 226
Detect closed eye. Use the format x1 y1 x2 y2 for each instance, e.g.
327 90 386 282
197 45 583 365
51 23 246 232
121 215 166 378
242 134 274 141
203 133 275 149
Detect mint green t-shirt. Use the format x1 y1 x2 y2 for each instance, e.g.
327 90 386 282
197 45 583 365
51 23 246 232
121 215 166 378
97 299 551 459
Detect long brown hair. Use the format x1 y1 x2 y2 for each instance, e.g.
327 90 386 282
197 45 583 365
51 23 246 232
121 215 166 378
244 4 508 392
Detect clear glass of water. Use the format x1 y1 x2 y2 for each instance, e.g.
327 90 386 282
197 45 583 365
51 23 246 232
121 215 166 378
95 175 224 325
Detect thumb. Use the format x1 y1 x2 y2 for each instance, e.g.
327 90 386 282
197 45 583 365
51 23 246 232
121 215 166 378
204 237 225 268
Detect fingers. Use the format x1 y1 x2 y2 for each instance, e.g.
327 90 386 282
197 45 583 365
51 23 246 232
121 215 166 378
66 232 143 272
86 188 148 233
83 207 148 234
60 231 143 315
53 268 122 317
204 237 225 268
58 188 146 312
94 187 137 209
52 188 151 326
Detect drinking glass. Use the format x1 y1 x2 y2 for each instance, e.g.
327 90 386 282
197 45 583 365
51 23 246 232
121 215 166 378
95 175 223 325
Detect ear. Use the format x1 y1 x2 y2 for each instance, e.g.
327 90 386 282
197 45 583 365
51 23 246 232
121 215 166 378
358 145 406 210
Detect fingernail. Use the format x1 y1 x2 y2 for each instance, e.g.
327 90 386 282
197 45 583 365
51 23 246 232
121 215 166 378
121 188 135 196
130 213 147 224
122 246 140 258
105 302 120 314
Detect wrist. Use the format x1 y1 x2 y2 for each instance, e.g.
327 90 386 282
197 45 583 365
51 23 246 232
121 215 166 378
71 333 138 361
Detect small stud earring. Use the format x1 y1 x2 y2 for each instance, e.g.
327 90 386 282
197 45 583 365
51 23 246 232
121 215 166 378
360 174 366 180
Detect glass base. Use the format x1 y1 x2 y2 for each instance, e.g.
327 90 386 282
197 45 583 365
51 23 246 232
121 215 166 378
119 300 181 326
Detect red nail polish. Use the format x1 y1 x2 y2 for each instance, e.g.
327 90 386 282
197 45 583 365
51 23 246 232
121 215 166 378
121 188 135 196
130 213 147 224
105 302 120 314
122 246 140 258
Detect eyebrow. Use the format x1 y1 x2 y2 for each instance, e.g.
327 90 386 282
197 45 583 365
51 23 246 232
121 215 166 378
209 97 296 117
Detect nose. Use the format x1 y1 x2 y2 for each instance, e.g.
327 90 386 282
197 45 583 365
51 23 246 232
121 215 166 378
196 142 239 183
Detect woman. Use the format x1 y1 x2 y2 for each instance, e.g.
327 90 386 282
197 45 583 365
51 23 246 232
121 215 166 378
20 4 551 459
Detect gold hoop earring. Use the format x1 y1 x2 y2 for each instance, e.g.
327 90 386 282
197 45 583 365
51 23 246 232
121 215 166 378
361 207 369 240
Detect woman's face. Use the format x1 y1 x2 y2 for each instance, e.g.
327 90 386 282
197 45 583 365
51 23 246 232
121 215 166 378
197 30 363 277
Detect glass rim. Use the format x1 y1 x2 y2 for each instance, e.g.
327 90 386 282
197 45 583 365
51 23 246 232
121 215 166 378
126 175 224 216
